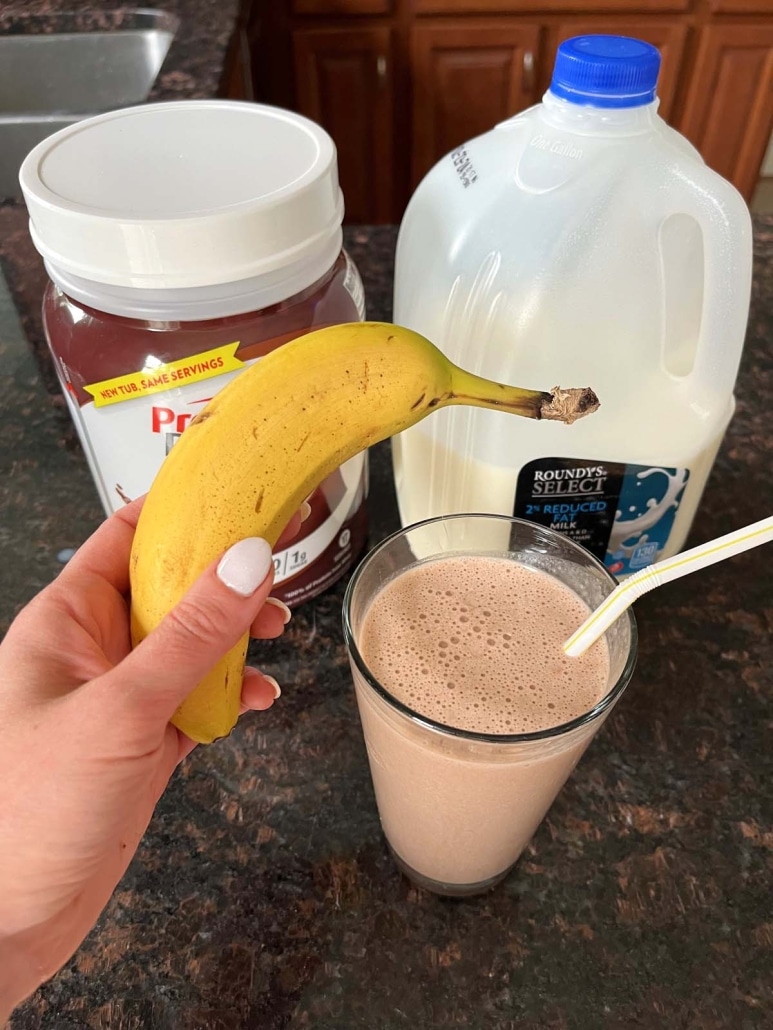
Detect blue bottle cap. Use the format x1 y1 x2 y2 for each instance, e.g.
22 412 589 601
550 35 661 109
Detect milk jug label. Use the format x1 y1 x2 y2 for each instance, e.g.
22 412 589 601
514 458 690 576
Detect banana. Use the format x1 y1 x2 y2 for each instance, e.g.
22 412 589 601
130 321 599 743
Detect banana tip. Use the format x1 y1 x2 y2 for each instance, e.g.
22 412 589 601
541 386 600 425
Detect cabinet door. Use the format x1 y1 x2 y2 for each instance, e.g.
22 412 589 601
553 21 688 121
679 24 773 200
412 21 541 186
294 27 394 223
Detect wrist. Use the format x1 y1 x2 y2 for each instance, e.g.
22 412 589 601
0 974 20 1026
0 934 45 1024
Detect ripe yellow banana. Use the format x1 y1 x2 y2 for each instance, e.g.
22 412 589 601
130 321 599 743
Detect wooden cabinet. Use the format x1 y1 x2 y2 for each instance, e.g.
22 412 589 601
294 27 395 222
412 0 691 13
708 0 773 11
250 0 773 222
293 0 391 12
411 21 540 185
680 24 773 201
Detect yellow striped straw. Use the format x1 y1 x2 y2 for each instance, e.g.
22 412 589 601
564 514 773 658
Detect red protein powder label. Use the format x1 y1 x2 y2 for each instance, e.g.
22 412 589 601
44 253 369 607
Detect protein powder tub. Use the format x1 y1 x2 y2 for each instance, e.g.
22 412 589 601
20 100 368 607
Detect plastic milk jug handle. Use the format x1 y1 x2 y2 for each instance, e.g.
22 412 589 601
659 159 752 395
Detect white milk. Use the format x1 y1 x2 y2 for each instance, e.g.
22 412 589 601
393 35 751 577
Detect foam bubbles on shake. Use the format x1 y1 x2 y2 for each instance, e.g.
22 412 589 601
360 555 609 734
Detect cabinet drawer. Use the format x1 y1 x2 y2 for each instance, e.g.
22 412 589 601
292 0 391 13
412 0 691 15
708 0 773 12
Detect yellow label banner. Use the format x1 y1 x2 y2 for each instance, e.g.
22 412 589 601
84 342 243 408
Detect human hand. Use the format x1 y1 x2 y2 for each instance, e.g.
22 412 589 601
0 497 302 1021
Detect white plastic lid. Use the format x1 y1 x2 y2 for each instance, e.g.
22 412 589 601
19 100 345 290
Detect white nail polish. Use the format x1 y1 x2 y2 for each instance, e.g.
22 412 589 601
216 538 273 596
265 596 292 624
263 674 282 699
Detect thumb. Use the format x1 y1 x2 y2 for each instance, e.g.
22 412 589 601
112 537 276 722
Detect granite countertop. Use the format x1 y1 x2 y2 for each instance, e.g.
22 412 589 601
1 6 772 1028
2 219 771 1027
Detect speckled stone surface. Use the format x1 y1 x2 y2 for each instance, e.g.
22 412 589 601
2 217 772 1027
1 8 772 1025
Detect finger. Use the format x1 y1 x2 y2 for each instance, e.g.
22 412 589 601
62 497 303 601
176 665 281 764
103 537 275 721
275 506 306 550
250 597 292 639
240 666 281 711
55 495 146 596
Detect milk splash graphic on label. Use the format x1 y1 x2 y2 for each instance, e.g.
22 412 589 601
607 467 689 562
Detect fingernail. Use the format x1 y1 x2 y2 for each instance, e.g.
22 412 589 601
300 500 312 523
217 538 273 596
263 674 282 699
265 596 292 624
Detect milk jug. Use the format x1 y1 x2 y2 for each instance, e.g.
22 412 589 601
392 35 752 577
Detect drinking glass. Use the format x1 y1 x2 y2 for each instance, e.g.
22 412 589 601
343 514 637 897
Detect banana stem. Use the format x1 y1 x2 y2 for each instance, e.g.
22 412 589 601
448 366 600 425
